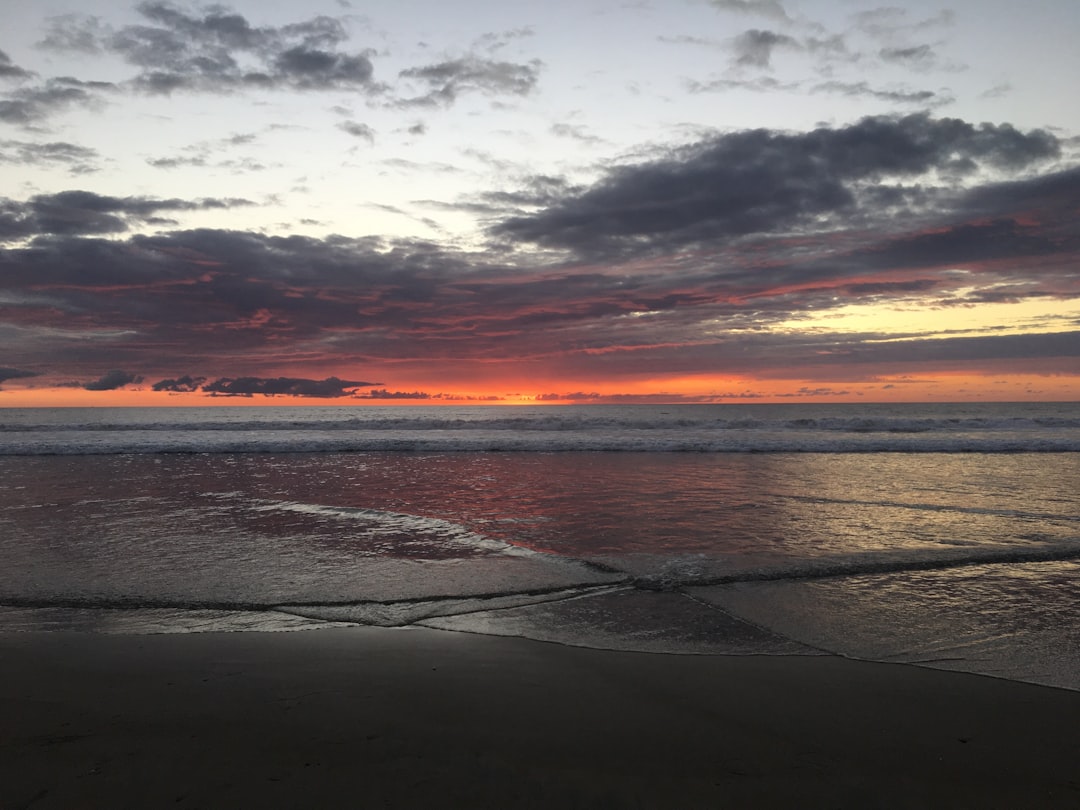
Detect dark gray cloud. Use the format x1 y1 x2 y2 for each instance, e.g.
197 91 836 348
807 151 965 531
686 75 797 93
84 369 142 390
361 389 432 400
152 374 205 392
731 29 799 69
0 140 100 174
0 77 114 126
145 132 269 171
1 110 1076 392
0 49 34 80
0 191 255 240
492 114 1061 258
422 174 584 222
202 376 379 397
1 210 1076 389
810 80 949 106
397 56 541 107
30 6 549 111
147 154 268 172
39 2 377 95
686 75 946 106
0 367 39 386
338 120 375 141
880 45 933 67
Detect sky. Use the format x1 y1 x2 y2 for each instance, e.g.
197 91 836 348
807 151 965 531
1 0 1078 406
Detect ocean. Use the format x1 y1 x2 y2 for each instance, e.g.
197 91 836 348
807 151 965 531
2 402 1078 690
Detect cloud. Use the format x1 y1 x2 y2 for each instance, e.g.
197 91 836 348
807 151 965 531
1 114 1075 392
84 369 142 390
145 132 270 171
686 76 947 106
880 44 933 67
147 154 269 172
361 389 432 400
492 114 1061 258
810 80 949 106
0 140 100 174
686 75 798 94
731 29 799 69
338 120 375 142
0 77 114 126
550 123 604 145
39 2 377 96
473 27 535 54
397 56 542 107
0 191 255 240
202 376 379 397
269 46 374 91
852 8 955 40
36 13 108 53
151 375 206 392
708 0 791 23
0 367 39 386
32 6 542 111
0 49 34 80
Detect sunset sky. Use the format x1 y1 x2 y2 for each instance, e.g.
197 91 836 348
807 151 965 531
2 0 1078 405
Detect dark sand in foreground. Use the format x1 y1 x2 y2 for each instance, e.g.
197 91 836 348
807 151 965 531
3 627 1079 809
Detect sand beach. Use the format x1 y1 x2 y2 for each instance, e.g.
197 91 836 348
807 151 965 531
3 626 1079 809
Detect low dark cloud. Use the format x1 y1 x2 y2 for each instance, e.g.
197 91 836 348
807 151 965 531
152 375 206 392
0 49 34 80
493 114 1061 258
361 389 432 400
0 191 255 240
0 367 39 386
203 376 379 397
84 369 142 390
397 56 542 107
0 140 100 174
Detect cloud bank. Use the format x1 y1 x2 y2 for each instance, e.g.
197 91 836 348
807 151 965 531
1 113 1076 398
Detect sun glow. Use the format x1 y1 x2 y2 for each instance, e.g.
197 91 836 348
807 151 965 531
778 296 1080 339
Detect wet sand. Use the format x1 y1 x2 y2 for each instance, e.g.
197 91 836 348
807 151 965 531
2 626 1079 808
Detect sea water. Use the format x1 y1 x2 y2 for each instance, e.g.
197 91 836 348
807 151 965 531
1 403 1078 690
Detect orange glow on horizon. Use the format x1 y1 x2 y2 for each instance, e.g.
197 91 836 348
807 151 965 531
2 370 1079 408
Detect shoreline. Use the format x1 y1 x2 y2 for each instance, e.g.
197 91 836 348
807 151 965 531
4 626 1080 808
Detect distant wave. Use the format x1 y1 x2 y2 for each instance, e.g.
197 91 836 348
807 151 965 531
2 404 1078 454
2 429 1078 454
